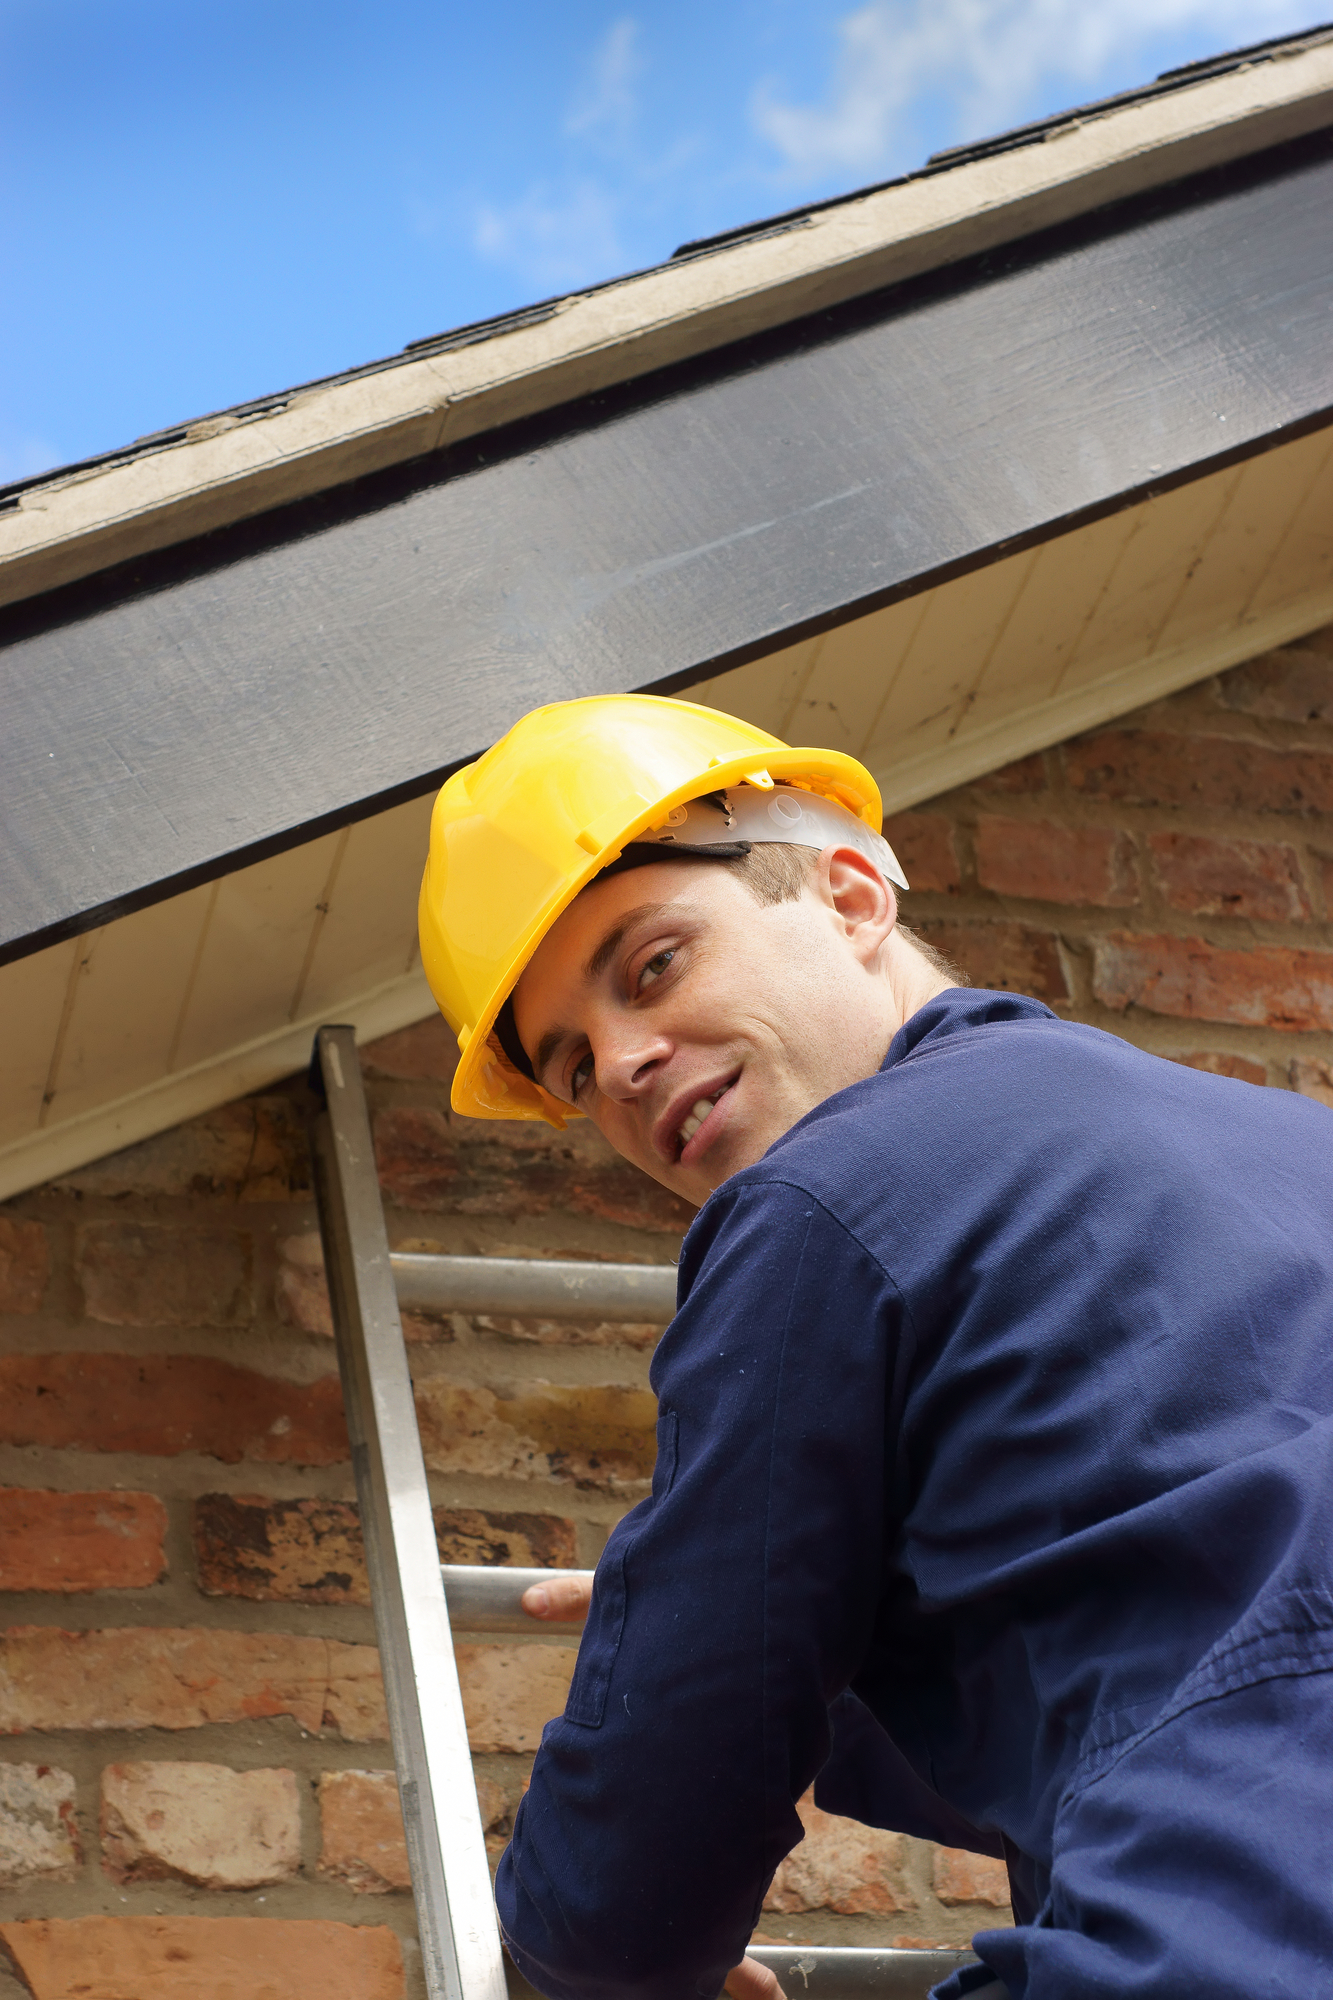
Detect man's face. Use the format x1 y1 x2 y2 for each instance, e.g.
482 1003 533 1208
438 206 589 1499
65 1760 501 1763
511 853 896 1206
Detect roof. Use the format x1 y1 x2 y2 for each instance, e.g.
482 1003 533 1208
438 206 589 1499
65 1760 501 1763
3 31 1332 1198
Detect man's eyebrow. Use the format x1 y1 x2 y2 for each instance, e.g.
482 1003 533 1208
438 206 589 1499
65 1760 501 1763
583 903 671 983
534 1025 569 1087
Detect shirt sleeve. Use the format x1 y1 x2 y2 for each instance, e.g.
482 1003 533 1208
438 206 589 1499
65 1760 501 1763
495 1179 902 2000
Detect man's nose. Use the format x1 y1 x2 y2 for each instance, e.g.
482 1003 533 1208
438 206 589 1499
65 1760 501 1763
595 1022 671 1099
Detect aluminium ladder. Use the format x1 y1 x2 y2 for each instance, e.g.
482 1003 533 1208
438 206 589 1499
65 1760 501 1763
310 1025 980 2000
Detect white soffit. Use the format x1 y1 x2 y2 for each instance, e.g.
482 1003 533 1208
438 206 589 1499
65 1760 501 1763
2 39 1332 610
2 423 1329 1201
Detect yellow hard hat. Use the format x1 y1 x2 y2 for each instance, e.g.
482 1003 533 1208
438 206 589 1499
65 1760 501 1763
418 693 891 1126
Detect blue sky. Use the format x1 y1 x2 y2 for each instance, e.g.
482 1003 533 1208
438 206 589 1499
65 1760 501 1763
2 0 1328 483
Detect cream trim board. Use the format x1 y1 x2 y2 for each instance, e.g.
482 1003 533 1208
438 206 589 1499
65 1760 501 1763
873 582 1333 814
3 42 1332 609
0 968 437 1204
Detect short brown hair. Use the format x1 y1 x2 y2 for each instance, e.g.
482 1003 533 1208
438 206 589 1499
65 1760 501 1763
724 842 963 982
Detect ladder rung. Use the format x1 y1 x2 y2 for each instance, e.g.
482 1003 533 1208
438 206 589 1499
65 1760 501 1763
442 1563 594 1633
391 1252 676 1322
746 1946 983 1995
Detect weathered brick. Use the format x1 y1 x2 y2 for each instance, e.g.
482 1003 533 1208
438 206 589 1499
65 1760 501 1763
1290 1057 1333 1108
317 1768 507 1894
1093 934 1333 1031
1065 730 1333 816
0 1355 347 1465
376 1108 691 1234
972 752 1047 794
455 1643 578 1753
0 1916 403 2000
0 1765 80 1886
0 1627 385 1741
0 1220 48 1315
317 1770 411 1893
373 1107 459 1207
53 1098 311 1201
193 1495 576 1605
1148 832 1312 922
915 921 1068 1002
1314 851 1333 917
101 1763 300 1889
763 1795 916 1916
932 1846 1013 1908
1170 1052 1267 1086
275 1234 445 1344
415 1381 658 1488
975 816 1137 907
77 1223 250 1327
1215 636 1333 723
0 1490 167 1593
881 813 960 893
360 1016 458 1083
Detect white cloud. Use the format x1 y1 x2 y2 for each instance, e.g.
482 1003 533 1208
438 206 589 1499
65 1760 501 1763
753 0 1318 177
472 18 649 291
565 17 641 149
473 179 625 294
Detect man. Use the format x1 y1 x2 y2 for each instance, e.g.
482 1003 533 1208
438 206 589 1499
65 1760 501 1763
418 693 1333 2000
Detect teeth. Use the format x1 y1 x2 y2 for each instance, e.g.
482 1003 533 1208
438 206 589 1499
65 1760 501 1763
678 1095 722 1150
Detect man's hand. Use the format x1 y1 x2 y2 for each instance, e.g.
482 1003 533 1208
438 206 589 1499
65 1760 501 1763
520 1574 593 1622
723 1956 786 2000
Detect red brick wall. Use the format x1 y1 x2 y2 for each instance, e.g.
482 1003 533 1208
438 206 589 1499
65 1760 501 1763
2 624 1331 1994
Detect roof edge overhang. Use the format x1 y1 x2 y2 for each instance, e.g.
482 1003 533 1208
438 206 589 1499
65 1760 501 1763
3 35 1332 612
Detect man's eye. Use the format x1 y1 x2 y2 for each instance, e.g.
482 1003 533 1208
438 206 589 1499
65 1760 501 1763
637 948 676 991
569 1051 595 1100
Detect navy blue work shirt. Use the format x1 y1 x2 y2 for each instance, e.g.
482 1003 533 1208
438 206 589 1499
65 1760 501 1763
496 990 1333 1999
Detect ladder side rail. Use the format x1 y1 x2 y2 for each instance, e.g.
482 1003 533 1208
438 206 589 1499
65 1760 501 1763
311 1025 507 2000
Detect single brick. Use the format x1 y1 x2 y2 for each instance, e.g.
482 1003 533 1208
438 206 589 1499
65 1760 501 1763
1065 731 1333 815
0 1916 403 2000
915 921 1068 1002
455 1644 579 1754
763 1795 916 1917
316 1768 506 1894
1290 1057 1333 1108
318 1771 410 1894
932 1845 1013 1908
1170 1052 1267 1086
275 1234 444 1343
0 1220 48 1316
53 1099 311 1201
881 813 960 893
0 1765 80 1887
972 752 1047 794
193 1496 578 1605
77 1223 250 1327
415 1381 658 1488
360 1016 459 1082
0 1490 167 1593
1215 637 1333 723
1147 832 1313 922
0 1627 385 1741
376 1108 692 1234
0 1354 347 1465
101 1763 300 1889
976 816 1137 907
1093 934 1333 1031
373 1107 458 1207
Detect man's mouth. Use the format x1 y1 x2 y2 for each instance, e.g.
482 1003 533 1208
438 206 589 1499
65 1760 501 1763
676 1080 736 1158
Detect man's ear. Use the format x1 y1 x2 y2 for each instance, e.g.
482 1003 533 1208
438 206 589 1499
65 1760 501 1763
817 846 898 965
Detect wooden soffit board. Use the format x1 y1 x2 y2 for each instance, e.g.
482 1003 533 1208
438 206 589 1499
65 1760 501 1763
2 420 1330 1201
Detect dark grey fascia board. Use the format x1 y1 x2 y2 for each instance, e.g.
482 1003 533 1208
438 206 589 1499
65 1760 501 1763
2 132 1332 967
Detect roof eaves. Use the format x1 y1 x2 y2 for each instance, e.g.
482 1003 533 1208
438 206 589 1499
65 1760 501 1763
2 35 1332 608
